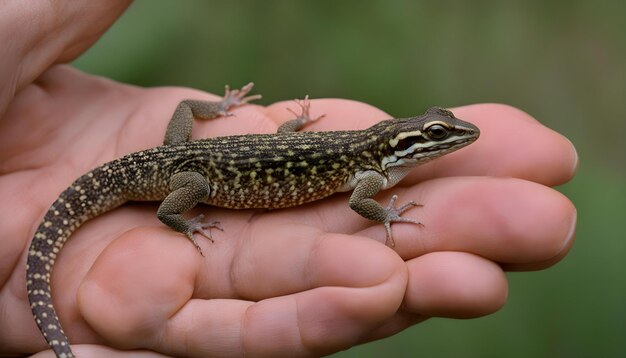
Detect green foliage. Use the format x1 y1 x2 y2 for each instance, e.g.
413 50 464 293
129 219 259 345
74 1 626 356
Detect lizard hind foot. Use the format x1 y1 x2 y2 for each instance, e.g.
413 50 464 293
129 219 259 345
186 214 224 256
218 82 262 115
383 195 424 247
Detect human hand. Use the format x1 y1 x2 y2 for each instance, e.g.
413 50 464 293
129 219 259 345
0 2 577 357
0 65 577 357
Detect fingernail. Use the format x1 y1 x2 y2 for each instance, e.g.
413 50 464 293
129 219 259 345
562 207 577 250
565 136 579 178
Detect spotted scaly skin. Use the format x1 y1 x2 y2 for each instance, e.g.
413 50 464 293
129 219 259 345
27 83 479 357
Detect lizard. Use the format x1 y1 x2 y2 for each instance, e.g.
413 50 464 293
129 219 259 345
26 83 480 357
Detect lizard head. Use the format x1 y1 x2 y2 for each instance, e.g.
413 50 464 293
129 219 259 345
375 107 480 170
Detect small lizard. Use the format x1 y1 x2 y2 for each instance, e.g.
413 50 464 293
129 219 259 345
26 83 479 357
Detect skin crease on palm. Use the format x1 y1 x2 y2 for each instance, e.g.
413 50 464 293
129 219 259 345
0 2 578 357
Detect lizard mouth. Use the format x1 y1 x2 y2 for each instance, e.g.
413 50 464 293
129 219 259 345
381 137 476 169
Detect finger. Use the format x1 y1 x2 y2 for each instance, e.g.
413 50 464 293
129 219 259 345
403 251 508 318
353 176 577 270
158 281 406 357
265 100 577 186
425 103 578 186
358 251 508 343
78 229 408 356
0 1 130 113
77 227 201 348
212 224 408 300
265 175 576 270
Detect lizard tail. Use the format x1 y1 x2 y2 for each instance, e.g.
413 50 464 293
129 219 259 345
26 169 125 358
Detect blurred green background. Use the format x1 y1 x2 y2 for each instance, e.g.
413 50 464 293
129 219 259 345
74 1 625 357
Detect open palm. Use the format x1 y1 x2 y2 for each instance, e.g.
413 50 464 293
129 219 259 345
0 65 577 357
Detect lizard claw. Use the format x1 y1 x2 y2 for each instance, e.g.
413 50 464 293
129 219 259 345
383 195 423 247
218 82 262 116
286 95 325 123
186 214 223 256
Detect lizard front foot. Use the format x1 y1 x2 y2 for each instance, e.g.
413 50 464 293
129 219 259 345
287 95 325 123
277 95 325 133
186 214 224 256
218 82 262 116
383 194 423 247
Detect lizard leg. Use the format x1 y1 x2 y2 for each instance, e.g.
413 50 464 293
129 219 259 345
348 171 422 247
157 171 218 256
277 95 325 133
164 82 262 145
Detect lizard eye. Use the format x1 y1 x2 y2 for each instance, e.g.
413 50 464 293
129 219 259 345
426 124 449 139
